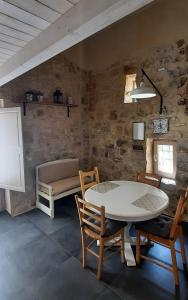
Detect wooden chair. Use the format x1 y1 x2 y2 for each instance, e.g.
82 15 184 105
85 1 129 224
136 171 161 188
136 195 187 286
75 195 126 280
185 186 188 206
185 187 188 198
79 166 100 198
162 185 188 226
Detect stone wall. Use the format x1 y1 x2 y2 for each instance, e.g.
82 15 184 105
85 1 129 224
0 53 90 215
87 39 188 219
0 0 187 219
0 40 187 218
82 0 188 72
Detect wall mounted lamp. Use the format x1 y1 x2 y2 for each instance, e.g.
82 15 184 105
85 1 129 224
130 68 164 114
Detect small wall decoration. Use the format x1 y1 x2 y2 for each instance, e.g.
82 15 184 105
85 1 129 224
132 122 145 141
153 118 169 134
132 143 144 151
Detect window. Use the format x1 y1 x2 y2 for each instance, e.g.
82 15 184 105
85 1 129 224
154 140 177 179
124 73 137 103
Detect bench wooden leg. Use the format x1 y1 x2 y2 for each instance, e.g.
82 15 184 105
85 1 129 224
36 193 54 218
49 198 54 219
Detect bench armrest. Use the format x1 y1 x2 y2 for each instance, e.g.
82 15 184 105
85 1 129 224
37 181 52 194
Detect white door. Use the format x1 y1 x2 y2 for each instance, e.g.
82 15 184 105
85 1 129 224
0 107 25 192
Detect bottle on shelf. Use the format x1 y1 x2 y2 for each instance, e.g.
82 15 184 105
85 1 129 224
53 89 63 104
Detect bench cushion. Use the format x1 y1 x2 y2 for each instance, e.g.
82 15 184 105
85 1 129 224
40 176 80 196
38 159 79 184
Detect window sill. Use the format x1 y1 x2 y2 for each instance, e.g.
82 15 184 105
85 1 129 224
161 178 176 186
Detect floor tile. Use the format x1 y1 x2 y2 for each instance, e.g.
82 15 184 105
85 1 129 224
0 221 43 255
77 244 125 284
0 205 187 300
0 211 28 236
9 235 70 283
26 208 74 235
27 257 106 300
0 254 25 298
110 265 178 300
2 289 33 300
136 243 188 298
50 219 82 256
96 288 123 300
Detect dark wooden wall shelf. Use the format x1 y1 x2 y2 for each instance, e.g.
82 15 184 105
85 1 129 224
23 101 78 118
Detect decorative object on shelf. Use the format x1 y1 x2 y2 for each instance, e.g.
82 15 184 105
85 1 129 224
130 68 166 114
153 118 169 134
25 90 35 102
132 122 145 141
22 100 78 118
36 91 43 102
23 88 78 117
53 89 63 104
67 96 73 105
25 90 44 102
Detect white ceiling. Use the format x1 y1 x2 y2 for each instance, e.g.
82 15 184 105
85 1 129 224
0 0 80 65
0 0 154 86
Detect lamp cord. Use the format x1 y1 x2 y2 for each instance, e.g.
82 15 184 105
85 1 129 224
141 68 164 114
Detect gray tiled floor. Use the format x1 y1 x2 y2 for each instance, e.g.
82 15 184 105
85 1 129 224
0 196 188 300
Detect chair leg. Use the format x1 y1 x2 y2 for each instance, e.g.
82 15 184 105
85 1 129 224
170 241 179 286
81 230 87 268
120 230 125 264
179 225 187 265
97 238 104 280
147 238 152 247
136 231 141 264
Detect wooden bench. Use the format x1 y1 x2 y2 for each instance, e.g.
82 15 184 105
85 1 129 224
36 159 81 218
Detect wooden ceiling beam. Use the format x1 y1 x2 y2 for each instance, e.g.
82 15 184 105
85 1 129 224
0 32 26 47
5 0 61 23
0 1 50 30
0 23 33 41
0 0 154 86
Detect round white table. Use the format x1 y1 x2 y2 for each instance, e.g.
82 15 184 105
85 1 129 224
85 180 169 266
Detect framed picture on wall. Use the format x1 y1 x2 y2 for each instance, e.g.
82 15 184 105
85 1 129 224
153 118 169 134
132 122 145 141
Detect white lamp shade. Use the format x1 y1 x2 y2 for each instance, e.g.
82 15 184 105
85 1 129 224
130 87 156 99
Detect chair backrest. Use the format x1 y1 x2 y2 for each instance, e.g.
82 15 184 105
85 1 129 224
170 195 186 239
185 186 188 201
137 172 161 188
185 186 188 213
79 166 100 197
75 195 105 236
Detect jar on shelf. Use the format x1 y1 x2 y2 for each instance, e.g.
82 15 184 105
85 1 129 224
36 92 43 102
67 96 73 105
25 91 34 102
